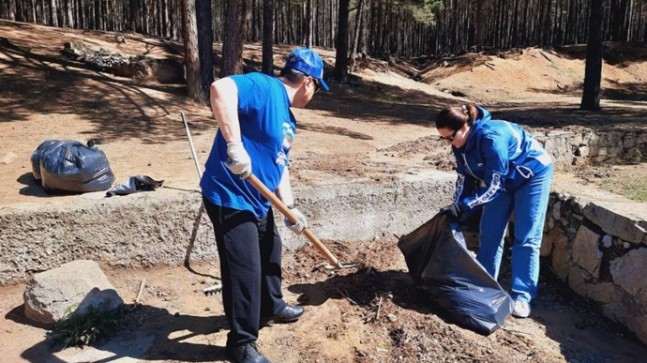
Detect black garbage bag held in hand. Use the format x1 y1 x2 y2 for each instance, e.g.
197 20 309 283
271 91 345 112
398 211 512 335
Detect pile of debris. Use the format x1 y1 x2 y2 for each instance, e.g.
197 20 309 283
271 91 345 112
62 40 184 84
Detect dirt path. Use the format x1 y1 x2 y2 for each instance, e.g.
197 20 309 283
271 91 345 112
3 238 647 362
2 19 647 363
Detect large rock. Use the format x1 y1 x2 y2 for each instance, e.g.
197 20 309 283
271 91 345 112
23 260 123 325
609 248 647 305
572 225 601 278
582 202 647 244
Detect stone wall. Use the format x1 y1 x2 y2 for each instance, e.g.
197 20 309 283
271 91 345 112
542 185 647 346
0 172 455 284
536 128 647 165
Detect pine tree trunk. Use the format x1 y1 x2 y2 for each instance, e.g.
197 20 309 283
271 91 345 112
196 0 213 101
262 0 274 75
221 0 248 77
49 0 58 26
581 0 604 111
333 0 349 83
182 0 206 103
306 0 313 47
350 0 364 72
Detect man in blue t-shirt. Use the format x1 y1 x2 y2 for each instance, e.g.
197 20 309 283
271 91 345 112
201 48 329 363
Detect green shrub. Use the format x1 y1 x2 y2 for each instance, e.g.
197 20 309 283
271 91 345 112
50 305 124 348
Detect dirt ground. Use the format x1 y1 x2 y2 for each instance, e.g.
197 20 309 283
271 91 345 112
2 19 647 362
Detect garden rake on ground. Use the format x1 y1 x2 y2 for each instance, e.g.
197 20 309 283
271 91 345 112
181 112 222 296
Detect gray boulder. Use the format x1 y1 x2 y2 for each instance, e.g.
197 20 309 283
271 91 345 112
23 260 124 325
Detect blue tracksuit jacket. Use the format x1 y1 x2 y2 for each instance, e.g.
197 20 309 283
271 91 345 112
451 106 552 212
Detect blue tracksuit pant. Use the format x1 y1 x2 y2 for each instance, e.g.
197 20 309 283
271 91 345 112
476 164 553 303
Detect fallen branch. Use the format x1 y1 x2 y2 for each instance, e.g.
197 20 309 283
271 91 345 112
336 288 358 306
134 278 146 305
539 51 553 62
501 327 533 336
332 240 351 249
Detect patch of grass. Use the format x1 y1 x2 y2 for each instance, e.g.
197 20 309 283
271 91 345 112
601 177 647 202
49 305 125 348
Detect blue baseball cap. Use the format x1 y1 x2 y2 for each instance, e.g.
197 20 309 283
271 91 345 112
285 48 329 91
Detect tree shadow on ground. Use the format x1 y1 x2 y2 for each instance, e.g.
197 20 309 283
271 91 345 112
495 241 647 363
3 22 645 147
288 258 647 363
19 304 229 363
527 81 647 103
306 76 452 127
532 259 647 363
554 42 647 65
0 36 213 145
287 268 448 321
0 27 455 143
603 81 647 102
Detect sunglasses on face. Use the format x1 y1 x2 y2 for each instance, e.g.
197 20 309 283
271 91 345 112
311 77 321 93
439 129 459 142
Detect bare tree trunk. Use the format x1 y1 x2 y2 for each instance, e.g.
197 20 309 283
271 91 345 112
49 0 58 26
68 0 75 27
350 0 364 73
306 0 313 47
196 0 213 100
182 0 207 103
581 0 604 111
221 0 248 77
262 0 274 75
7 0 16 20
333 0 349 83
329 0 335 48
30 0 36 22
129 0 137 32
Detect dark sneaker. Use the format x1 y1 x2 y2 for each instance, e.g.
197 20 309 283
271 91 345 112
227 342 270 363
273 304 304 323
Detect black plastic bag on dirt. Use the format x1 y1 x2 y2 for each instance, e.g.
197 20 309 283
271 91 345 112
397 211 512 335
106 175 164 197
36 140 115 193
31 139 66 181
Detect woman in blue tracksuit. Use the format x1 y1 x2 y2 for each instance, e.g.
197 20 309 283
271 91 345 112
436 104 553 318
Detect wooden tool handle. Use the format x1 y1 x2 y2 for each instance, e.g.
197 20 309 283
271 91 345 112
246 174 341 267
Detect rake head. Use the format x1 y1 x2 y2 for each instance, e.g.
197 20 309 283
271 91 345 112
203 284 222 296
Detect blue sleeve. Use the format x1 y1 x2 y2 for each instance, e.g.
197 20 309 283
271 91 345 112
452 150 476 206
459 136 508 211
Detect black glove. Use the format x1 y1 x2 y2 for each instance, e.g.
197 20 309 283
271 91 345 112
440 203 462 218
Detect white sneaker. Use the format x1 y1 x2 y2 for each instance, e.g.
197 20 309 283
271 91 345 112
512 300 531 318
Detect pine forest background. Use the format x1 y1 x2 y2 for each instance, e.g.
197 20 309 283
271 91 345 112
1 0 646 59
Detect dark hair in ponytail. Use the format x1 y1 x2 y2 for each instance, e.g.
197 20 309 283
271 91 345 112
435 104 478 131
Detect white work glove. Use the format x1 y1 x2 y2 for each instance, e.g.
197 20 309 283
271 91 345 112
284 206 308 234
225 141 252 179
440 203 461 218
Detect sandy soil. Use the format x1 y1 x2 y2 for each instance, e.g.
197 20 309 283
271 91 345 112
2 19 647 363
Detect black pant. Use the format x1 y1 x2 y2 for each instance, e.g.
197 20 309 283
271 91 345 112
203 198 286 346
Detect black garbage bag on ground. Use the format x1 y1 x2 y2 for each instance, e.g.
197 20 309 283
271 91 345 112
35 140 115 193
397 211 512 335
31 140 65 181
106 175 164 197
